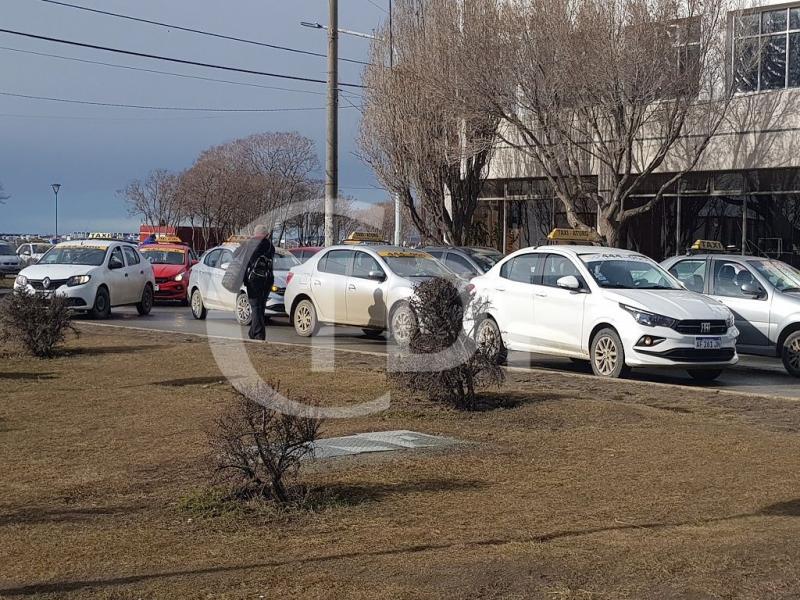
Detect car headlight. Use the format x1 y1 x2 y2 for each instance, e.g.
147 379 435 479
725 311 735 329
620 303 677 328
15 275 28 286
66 274 91 287
174 273 184 282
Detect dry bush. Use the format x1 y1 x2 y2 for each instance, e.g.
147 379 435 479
391 278 503 410
0 291 78 358
209 381 323 505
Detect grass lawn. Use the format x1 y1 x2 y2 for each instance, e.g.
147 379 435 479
3 325 800 599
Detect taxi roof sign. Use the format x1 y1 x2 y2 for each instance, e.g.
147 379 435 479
154 233 183 244
341 231 387 245
546 228 602 245
689 239 725 254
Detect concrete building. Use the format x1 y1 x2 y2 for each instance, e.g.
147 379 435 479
476 0 800 267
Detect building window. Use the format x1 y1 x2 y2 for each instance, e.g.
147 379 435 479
734 5 800 93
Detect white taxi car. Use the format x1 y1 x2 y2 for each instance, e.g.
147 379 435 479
284 244 456 343
188 242 300 324
0 241 21 275
14 239 156 318
468 243 739 380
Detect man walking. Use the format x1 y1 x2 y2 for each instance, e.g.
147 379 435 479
242 225 275 341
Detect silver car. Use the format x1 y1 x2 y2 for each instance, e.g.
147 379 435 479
662 253 800 376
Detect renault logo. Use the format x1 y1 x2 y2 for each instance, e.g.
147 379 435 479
701 322 711 334
42 277 51 289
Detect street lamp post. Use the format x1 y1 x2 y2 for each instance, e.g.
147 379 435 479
51 183 61 241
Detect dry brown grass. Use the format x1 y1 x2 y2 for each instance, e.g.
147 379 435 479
0 276 14 288
2 326 800 599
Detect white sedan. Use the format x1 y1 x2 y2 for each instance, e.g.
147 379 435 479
468 245 739 380
14 239 156 318
188 243 300 324
284 245 456 343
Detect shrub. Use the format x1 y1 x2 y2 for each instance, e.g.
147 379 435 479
0 291 78 358
209 381 323 505
390 277 503 410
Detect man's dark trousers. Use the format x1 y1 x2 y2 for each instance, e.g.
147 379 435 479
248 277 271 341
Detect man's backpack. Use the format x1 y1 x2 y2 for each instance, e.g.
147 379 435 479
220 244 249 293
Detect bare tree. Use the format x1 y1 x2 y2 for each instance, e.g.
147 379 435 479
0 182 9 204
460 0 749 247
120 169 185 228
360 0 499 245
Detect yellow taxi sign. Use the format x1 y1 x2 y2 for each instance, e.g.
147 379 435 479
690 239 725 253
547 228 601 245
342 231 387 245
154 234 183 244
225 235 250 245
377 250 431 258
88 232 115 239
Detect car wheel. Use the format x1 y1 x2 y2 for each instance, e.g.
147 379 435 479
390 303 417 346
590 328 628 378
90 287 111 320
235 292 252 326
782 331 800 377
362 328 384 339
687 368 723 382
190 289 207 320
293 299 319 337
476 317 507 364
136 284 154 316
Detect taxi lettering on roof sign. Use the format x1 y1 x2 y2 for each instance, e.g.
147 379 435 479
547 228 602 245
377 250 431 258
342 232 387 245
155 234 183 243
689 240 725 253
225 235 250 245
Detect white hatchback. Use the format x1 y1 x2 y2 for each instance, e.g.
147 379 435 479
467 245 739 380
187 243 300 325
14 239 156 318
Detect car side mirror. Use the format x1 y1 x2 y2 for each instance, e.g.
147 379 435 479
220 262 231 271
109 260 124 270
191 259 198 266
741 283 763 298
367 270 386 282
557 275 581 291
20 250 31 257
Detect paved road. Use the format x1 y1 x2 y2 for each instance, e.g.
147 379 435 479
80 304 800 400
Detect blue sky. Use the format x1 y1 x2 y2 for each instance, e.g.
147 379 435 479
0 0 386 234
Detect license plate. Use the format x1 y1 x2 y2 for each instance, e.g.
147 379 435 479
695 337 721 350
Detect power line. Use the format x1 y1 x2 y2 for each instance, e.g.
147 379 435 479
0 90 362 112
0 45 327 97
364 0 389 14
37 0 369 66
0 28 365 88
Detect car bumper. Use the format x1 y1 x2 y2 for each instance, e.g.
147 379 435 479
154 280 187 301
265 293 286 316
622 326 740 368
14 283 96 310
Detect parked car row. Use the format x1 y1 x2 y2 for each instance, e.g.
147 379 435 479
11 231 800 381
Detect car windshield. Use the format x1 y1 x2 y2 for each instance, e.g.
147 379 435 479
463 248 503 271
274 252 301 271
382 253 451 278
0 243 14 255
748 259 800 292
141 248 186 265
580 253 681 290
39 246 108 266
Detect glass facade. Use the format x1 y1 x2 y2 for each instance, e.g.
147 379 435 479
734 5 800 92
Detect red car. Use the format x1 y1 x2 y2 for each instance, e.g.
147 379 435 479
139 243 198 304
289 246 322 263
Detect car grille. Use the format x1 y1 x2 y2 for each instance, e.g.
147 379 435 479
673 320 728 335
653 348 735 362
30 279 68 290
156 277 172 284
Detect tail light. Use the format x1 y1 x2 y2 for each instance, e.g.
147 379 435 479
286 272 294 285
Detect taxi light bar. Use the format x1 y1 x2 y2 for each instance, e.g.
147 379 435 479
341 231 387 245
547 228 602 245
688 240 725 254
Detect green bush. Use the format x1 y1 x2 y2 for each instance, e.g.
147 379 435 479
0 291 78 358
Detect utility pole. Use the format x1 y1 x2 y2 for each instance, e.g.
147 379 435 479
325 0 338 247
390 0 402 246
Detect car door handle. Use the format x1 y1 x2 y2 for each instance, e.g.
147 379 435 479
535 292 547 298
312 280 321 286
348 284 356 291
494 287 506 292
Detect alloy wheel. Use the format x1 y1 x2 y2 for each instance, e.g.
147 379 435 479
788 337 800 371
295 303 312 334
594 336 619 376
